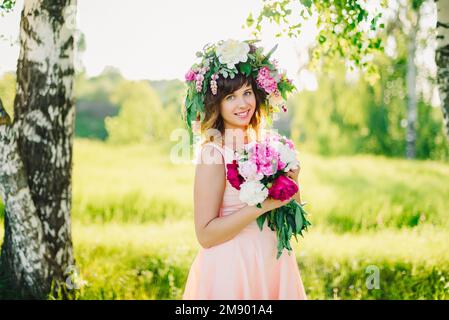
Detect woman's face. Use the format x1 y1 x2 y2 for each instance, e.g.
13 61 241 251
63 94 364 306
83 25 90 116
219 82 256 131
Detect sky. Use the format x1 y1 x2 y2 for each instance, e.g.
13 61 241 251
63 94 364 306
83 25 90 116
0 0 318 88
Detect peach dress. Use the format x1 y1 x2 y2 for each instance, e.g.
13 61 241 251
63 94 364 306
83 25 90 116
182 142 307 300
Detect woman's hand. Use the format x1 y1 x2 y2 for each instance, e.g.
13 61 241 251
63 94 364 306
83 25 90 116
259 197 293 214
285 166 300 183
286 166 305 205
256 166 303 215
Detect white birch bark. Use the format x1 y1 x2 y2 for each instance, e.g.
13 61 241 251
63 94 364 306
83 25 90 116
0 0 77 299
436 0 449 142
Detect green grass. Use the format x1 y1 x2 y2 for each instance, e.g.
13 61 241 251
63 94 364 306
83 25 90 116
68 222 449 300
70 139 194 224
2 221 447 299
1 138 449 299
67 139 449 232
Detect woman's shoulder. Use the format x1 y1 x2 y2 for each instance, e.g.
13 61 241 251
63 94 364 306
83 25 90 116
194 141 225 165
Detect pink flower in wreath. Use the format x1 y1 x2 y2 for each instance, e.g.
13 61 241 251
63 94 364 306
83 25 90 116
185 69 196 81
257 67 278 94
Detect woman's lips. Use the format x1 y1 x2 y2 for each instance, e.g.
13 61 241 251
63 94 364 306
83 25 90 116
234 109 250 119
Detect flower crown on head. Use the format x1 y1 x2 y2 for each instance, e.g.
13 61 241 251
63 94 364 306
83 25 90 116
182 39 297 136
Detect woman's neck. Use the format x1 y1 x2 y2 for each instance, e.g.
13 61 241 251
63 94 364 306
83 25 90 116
222 127 256 152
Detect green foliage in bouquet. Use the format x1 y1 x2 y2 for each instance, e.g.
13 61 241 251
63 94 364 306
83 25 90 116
256 200 311 259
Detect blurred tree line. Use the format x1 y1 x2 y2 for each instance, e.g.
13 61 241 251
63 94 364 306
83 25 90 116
1 0 448 161
285 1 449 161
1 61 448 160
74 66 185 144
289 59 449 160
0 66 184 144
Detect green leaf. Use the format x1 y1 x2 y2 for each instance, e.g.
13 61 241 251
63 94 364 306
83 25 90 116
256 213 267 231
246 13 254 27
286 213 296 233
300 0 312 8
185 97 193 111
265 44 279 62
277 230 284 251
276 250 282 260
276 209 284 227
318 35 327 44
293 233 299 242
287 225 292 243
295 205 304 233
239 62 252 76
221 70 228 78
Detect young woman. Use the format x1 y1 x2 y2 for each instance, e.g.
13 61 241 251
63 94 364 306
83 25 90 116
182 40 307 300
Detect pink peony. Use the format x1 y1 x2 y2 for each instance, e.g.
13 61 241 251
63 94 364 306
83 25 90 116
226 160 244 190
283 137 295 150
185 70 196 81
277 159 286 171
268 175 298 201
257 67 278 94
251 142 280 176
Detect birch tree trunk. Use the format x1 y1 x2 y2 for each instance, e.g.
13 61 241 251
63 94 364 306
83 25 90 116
406 11 419 159
436 0 449 142
0 0 77 299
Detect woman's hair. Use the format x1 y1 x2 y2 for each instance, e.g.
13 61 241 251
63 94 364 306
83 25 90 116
200 73 267 146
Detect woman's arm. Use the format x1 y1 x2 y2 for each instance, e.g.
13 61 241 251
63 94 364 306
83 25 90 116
193 145 284 249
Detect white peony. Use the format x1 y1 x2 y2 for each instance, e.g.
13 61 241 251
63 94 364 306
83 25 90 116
216 39 250 70
273 141 300 172
244 140 258 153
238 159 263 181
239 180 268 206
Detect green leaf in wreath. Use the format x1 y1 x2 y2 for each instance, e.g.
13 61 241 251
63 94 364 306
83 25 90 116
264 44 279 62
239 62 252 76
221 69 228 78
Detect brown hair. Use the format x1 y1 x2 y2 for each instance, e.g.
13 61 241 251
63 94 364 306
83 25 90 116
199 73 267 146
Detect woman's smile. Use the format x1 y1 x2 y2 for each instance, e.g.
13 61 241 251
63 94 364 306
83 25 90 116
234 109 250 119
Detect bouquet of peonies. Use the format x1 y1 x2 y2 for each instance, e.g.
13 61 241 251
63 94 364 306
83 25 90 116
226 133 311 259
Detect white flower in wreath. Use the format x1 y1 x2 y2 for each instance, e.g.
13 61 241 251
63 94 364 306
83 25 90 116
216 39 250 70
268 90 285 109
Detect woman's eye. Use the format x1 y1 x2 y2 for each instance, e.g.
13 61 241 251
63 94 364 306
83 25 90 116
226 95 234 100
244 91 253 96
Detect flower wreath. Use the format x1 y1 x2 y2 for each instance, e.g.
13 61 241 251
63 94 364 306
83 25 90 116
182 39 297 138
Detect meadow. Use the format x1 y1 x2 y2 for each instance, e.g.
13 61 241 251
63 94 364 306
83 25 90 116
1 138 448 299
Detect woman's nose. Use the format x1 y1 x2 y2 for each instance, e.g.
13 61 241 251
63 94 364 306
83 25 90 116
237 95 250 106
